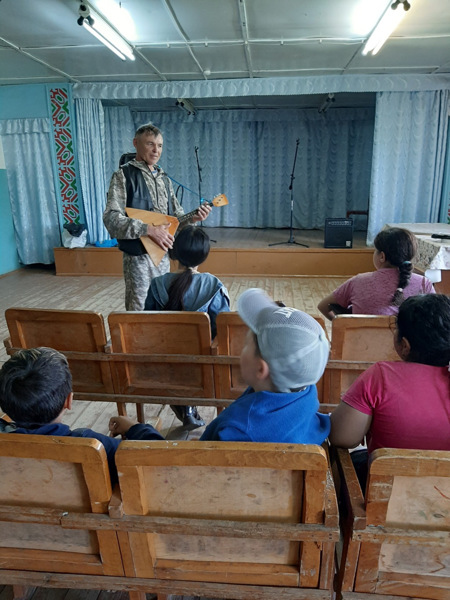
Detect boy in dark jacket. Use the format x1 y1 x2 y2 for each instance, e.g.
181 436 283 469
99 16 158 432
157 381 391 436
0 347 164 484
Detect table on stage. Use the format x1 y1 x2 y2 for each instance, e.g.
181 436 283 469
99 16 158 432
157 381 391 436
385 223 450 295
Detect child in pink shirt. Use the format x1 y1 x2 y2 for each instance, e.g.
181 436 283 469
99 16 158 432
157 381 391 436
329 294 450 490
318 227 435 320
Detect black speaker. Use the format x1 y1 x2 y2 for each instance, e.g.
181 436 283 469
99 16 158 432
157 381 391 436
324 218 353 248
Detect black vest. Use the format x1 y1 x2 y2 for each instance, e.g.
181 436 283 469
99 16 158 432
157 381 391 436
117 163 170 256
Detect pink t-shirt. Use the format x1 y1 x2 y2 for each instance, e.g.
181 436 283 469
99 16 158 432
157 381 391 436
333 269 435 315
343 361 450 453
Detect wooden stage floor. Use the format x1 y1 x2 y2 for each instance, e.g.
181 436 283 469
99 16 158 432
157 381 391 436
54 227 371 277
194 227 368 248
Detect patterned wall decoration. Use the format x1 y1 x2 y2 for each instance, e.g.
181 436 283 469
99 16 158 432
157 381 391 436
49 87 81 223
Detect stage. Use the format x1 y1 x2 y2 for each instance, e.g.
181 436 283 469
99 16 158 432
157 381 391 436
54 227 374 277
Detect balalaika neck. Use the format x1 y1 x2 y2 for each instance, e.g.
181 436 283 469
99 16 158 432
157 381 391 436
178 201 212 224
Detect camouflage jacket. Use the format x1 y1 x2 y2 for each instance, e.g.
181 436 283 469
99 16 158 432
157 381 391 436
103 160 184 240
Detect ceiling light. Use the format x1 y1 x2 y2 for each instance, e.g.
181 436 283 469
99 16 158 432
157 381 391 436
176 98 196 116
318 93 335 114
362 0 411 56
77 2 135 61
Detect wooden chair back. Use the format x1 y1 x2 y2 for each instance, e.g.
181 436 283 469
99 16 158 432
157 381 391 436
335 447 450 600
108 311 214 421
115 440 338 593
327 315 400 404
213 312 329 403
4 307 114 397
0 434 123 576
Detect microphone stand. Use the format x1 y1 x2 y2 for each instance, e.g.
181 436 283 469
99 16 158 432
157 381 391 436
269 138 308 248
194 146 216 242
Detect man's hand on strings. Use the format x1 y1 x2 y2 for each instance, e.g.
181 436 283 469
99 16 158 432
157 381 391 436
192 203 212 223
147 223 174 251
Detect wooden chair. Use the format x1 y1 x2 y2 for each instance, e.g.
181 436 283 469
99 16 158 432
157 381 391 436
213 312 329 406
327 315 400 405
108 311 215 422
3 307 120 411
115 440 339 599
0 434 123 585
334 447 450 600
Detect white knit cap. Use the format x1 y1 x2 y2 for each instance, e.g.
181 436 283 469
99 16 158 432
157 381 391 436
237 288 329 392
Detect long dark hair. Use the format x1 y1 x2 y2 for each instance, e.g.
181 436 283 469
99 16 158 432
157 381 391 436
374 227 418 306
396 294 450 367
165 226 210 311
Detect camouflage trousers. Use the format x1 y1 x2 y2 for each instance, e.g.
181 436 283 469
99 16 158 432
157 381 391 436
122 252 170 311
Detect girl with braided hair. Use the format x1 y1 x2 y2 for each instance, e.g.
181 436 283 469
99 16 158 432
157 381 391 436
318 227 435 320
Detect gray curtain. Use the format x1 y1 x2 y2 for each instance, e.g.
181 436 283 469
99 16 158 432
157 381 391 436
0 118 60 264
128 107 374 230
368 90 450 243
74 98 109 244
104 105 136 181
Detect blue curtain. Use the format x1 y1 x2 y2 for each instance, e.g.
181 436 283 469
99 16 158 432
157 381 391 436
439 115 450 224
128 108 374 230
74 98 109 244
368 90 450 243
0 118 60 264
104 106 136 181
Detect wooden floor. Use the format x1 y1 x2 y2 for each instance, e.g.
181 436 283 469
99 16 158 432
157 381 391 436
0 228 354 600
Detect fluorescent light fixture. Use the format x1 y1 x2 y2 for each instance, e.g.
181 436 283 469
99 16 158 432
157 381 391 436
78 3 135 61
362 0 411 56
96 0 137 41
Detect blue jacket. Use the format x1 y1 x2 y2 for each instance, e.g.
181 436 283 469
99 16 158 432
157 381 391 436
145 271 230 338
201 386 330 444
1 420 164 485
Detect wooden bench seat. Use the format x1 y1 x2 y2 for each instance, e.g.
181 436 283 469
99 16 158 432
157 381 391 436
108 311 215 421
114 440 340 599
333 446 450 600
326 315 400 405
0 436 339 600
0 434 123 580
3 308 379 419
4 307 120 411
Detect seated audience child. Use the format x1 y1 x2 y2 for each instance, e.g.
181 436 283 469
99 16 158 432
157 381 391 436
318 227 435 320
0 347 164 484
329 294 450 488
200 288 331 443
145 225 230 430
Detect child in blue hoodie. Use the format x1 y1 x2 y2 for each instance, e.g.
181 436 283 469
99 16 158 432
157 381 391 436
201 288 330 444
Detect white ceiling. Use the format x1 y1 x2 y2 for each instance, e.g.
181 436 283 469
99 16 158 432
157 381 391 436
0 0 449 111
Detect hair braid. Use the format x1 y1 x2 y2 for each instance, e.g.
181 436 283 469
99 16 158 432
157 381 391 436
165 269 193 311
374 228 417 307
392 261 413 306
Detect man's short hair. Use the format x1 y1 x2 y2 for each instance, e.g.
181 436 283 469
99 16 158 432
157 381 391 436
0 347 72 427
135 122 162 138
